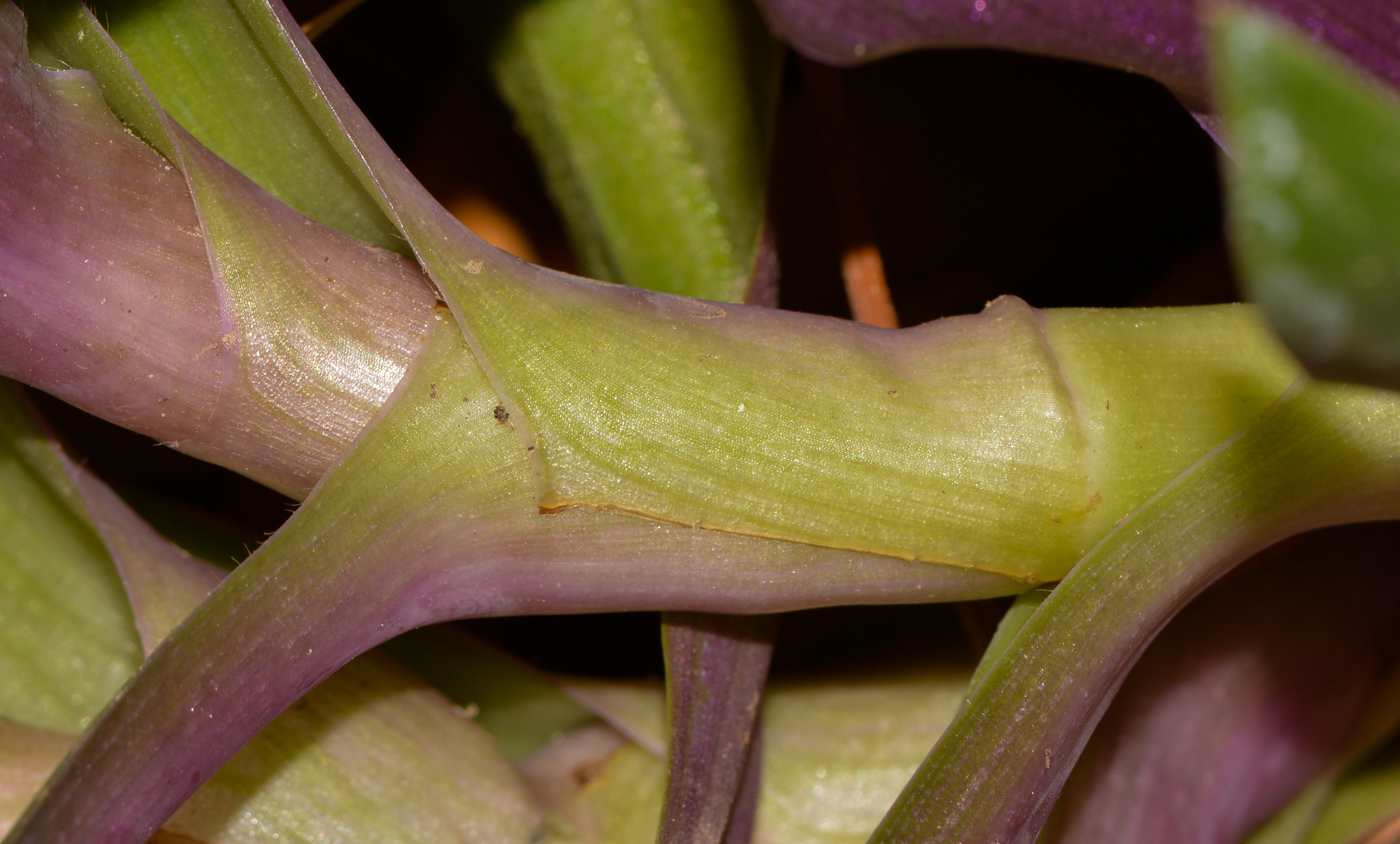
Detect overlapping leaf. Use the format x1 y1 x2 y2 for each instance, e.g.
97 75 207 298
7 1 1400 842
1045 523 1400 844
512 658 974 844
0 383 548 842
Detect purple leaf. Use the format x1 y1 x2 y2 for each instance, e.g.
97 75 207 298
1044 522 1400 844
0 6 219 445
753 0 1400 114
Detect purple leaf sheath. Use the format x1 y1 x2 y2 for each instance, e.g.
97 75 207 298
0 1 436 498
755 0 1400 114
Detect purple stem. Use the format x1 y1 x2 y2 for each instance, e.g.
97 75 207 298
658 613 779 844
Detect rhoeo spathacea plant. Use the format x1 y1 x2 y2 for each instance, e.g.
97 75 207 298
7 0 1400 841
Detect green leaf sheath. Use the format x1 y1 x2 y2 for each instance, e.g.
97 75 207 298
868 381 1400 843
449 270 1299 581
5 309 1016 844
466 0 781 300
1217 9 1400 389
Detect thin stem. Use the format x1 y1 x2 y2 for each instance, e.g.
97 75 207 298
299 0 369 40
658 613 779 844
801 59 898 329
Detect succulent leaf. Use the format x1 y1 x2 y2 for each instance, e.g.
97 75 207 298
1214 8 1400 389
658 613 778 844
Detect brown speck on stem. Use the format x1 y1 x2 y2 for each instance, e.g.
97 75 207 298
494 405 511 425
803 59 899 330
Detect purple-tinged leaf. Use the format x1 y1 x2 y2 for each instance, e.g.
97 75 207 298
0 1 436 496
552 656 978 842
0 384 142 733
57 449 222 655
25 386 548 843
7 311 1012 844
659 613 778 844
1043 522 1400 844
0 4 218 446
752 0 1400 115
721 721 764 844
172 135 435 497
867 381 1400 843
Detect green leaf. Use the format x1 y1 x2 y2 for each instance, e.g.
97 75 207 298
1215 8 1400 389
33 385 549 843
0 386 141 733
470 0 781 300
962 586 1051 700
88 0 407 254
527 660 974 844
1301 737 1400 844
379 627 598 762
